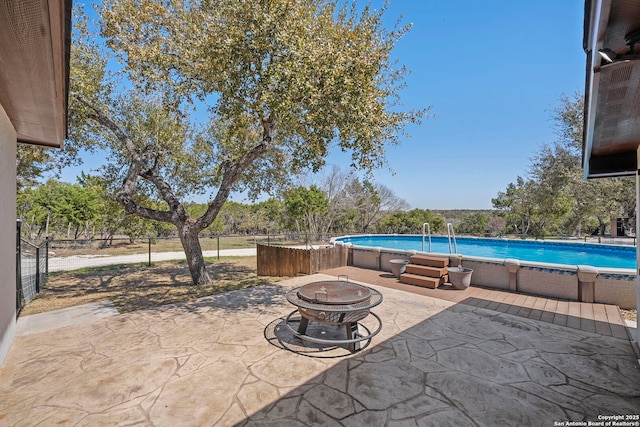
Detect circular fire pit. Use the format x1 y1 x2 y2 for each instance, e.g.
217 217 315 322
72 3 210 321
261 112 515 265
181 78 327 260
285 279 383 352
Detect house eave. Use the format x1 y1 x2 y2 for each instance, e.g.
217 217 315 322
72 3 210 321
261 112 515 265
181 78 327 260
0 0 71 148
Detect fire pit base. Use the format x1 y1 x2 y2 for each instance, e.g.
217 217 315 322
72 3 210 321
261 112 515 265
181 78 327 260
284 310 382 353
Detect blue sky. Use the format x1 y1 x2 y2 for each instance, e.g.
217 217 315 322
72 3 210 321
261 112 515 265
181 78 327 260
62 0 586 210
346 0 586 209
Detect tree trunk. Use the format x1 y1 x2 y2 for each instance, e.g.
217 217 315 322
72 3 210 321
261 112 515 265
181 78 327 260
177 222 211 286
599 221 607 236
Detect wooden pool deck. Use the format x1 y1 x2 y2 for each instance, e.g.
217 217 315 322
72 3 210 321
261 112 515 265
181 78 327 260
320 266 630 340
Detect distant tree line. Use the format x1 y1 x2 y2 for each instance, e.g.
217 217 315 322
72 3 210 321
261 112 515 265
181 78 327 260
16 168 437 242
19 163 511 242
15 167 528 243
18 93 633 243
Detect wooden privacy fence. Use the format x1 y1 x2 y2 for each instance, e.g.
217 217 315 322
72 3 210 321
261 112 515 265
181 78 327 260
257 244 348 277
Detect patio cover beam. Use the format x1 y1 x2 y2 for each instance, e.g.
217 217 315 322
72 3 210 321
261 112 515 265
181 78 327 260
583 0 640 350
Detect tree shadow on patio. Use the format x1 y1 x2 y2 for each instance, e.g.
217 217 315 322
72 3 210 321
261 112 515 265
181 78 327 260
239 296 640 426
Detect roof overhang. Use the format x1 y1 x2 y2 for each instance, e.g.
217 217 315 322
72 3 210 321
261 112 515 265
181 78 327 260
0 0 71 148
582 0 640 178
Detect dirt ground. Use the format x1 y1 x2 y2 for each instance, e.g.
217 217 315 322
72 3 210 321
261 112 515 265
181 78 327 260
20 256 280 316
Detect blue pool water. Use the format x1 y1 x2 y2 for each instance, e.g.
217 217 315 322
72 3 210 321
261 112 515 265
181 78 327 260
334 235 637 269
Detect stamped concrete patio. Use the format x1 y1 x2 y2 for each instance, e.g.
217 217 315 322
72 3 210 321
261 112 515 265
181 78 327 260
1 272 639 426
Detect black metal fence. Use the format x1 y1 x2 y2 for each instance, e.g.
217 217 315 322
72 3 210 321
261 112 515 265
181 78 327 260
44 234 336 272
587 236 637 246
16 221 49 316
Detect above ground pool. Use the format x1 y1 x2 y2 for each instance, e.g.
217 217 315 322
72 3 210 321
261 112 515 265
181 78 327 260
334 235 637 270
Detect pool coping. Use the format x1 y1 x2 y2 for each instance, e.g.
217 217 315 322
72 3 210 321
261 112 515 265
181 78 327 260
332 234 637 272
332 239 637 310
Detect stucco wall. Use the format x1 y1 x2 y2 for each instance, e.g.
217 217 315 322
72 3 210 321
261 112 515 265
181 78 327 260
517 267 578 301
0 102 16 366
352 248 381 270
454 258 510 290
595 275 637 309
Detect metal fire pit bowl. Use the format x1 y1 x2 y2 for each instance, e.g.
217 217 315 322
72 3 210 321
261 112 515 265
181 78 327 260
297 281 372 305
285 277 383 352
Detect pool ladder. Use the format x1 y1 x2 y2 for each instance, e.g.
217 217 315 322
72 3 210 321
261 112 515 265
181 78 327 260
447 223 458 254
422 222 458 254
422 223 432 252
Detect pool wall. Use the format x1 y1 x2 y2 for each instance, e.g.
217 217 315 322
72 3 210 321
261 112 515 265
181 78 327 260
339 244 636 309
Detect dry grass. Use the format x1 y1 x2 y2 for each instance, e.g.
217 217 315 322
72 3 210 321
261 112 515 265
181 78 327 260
621 309 637 323
20 256 281 316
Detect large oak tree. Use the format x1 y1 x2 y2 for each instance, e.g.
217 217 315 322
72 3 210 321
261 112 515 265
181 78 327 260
69 0 426 285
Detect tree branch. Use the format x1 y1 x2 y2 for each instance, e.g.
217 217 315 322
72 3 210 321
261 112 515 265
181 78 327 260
198 116 274 229
71 92 176 224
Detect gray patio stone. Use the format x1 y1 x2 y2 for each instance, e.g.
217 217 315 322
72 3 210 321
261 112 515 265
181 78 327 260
341 409 389 427
475 338 518 355
428 371 569 425
1 273 638 426
391 338 412 363
410 355 448 374
362 346 397 363
424 336 467 352
303 383 356 419
416 408 477 427
502 335 537 351
510 381 590 415
582 335 637 355
523 360 567 385
386 419 419 427
581 392 640 417
348 360 424 410
244 418 308 427
437 345 529 384
296 398 339 425
389 393 451 420
405 336 437 359
323 362 349 393
261 395 300 420
540 352 640 395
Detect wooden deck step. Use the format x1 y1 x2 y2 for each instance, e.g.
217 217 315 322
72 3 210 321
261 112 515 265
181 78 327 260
409 255 449 268
405 264 448 278
400 273 444 289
